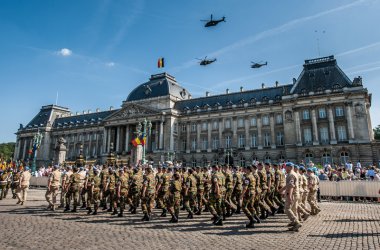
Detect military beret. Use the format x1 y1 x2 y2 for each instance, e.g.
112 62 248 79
307 168 313 172
273 163 279 167
294 165 299 169
285 162 294 167
299 166 305 171
264 162 270 166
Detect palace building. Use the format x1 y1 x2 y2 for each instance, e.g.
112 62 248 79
14 55 380 167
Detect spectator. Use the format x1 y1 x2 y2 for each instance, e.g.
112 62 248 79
318 170 328 181
367 166 376 180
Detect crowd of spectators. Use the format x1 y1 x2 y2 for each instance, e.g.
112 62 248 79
318 161 380 182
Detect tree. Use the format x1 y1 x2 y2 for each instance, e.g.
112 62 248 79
374 125 380 140
0 142 15 161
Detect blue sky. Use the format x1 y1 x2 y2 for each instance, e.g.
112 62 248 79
1 0 380 143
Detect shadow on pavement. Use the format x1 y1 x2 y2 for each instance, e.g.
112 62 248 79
308 232 380 238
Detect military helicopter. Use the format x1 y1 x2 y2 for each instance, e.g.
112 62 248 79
196 56 217 66
201 14 226 27
251 61 267 69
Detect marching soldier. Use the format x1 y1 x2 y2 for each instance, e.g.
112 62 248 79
194 166 205 215
232 166 243 214
11 169 21 199
273 163 285 213
141 166 155 221
45 165 61 211
257 162 272 219
183 168 197 219
156 165 171 217
294 166 310 221
240 166 259 228
307 168 321 215
223 165 236 217
202 166 211 212
281 162 302 232
0 169 10 200
105 167 117 214
167 169 182 223
116 167 129 217
155 165 163 208
62 166 73 211
264 162 278 215
128 167 142 214
208 165 223 226
88 168 101 215
67 166 81 212
100 165 109 210
16 166 32 205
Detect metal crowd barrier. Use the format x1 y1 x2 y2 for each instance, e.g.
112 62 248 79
29 177 49 187
319 180 380 198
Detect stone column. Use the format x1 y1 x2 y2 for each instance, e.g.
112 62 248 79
116 126 121 153
95 132 99 157
159 121 164 150
22 138 27 160
294 111 302 146
245 117 250 150
270 113 276 149
125 124 130 152
102 127 107 154
155 122 159 150
207 120 212 152
328 106 337 144
196 122 201 152
107 127 111 153
219 118 224 148
232 117 237 148
311 108 319 145
257 115 263 149
186 123 190 153
345 102 355 141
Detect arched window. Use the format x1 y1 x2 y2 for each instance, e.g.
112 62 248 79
322 152 332 165
192 158 197 168
305 153 314 164
340 151 349 164
202 158 208 167
239 156 246 167
213 157 219 166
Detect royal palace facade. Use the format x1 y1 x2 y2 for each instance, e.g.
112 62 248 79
13 56 380 167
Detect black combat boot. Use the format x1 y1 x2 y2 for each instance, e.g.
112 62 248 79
92 209 98 215
118 210 123 217
71 206 77 213
259 210 266 220
64 205 70 212
112 208 118 215
187 212 193 219
236 205 241 214
214 216 223 226
87 208 93 215
102 205 108 211
253 214 261 224
131 207 137 214
142 213 149 221
160 209 167 217
195 209 201 215
80 202 86 209
271 207 278 216
170 215 178 223
107 207 113 212
128 206 134 212
246 217 255 228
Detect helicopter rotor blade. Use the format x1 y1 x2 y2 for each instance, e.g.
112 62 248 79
210 14 213 20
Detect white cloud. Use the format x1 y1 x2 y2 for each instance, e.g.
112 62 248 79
105 62 115 67
57 48 72 57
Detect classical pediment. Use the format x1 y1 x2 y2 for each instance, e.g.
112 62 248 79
105 103 160 121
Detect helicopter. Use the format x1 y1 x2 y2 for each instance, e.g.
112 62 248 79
196 56 217 66
201 14 226 27
251 61 267 69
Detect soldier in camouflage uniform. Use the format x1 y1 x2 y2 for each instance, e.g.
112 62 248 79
62 166 73 211
156 165 171 217
202 166 211 212
273 163 285 213
264 162 278 215
67 166 81 212
116 168 129 217
232 166 243 214
128 167 142 214
104 167 117 214
257 162 272 219
100 165 109 210
294 165 310 221
88 168 101 215
11 169 21 199
155 165 163 209
240 166 259 228
208 165 223 226
167 170 182 223
223 165 237 217
183 168 197 219
194 166 205 215
141 166 156 221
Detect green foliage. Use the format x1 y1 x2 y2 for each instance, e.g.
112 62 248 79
0 142 16 160
374 125 380 140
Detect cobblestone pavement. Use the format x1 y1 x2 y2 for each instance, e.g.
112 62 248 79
0 189 379 250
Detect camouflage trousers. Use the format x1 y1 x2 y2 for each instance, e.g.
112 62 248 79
156 191 168 209
0 184 7 200
285 194 300 224
167 194 180 217
45 186 59 207
141 193 155 214
224 188 237 212
68 186 80 208
307 190 320 214
184 191 197 213
209 192 224 216
242 192 256 219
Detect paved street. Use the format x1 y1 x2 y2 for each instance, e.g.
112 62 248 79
0 189 379 250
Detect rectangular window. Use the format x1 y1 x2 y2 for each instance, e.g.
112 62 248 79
225 135 231 148
212 121 218 130
182 140 187 151
238 134 245 148
337 126 347 141
212 137 219 149
191 123 197 132
320 127 329 142
202 122 208 131
191 138 197 150
276 132 284 146
92 133 97 140
225 119 231 129
182 124 187 132
201 138 208 150
250 117 257 127
319 108 327 119
276 114 283 124
238 118 244 128
336 106 344 117
262 115 269 126
303 110 310 120
251 133 257 147
303 128 312 143
264 132 271 147
173 123 177 133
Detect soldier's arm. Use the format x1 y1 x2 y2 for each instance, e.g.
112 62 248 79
240 180 248 200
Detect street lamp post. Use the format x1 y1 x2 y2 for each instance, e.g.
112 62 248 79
135 118 152 164
31 129 43 173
